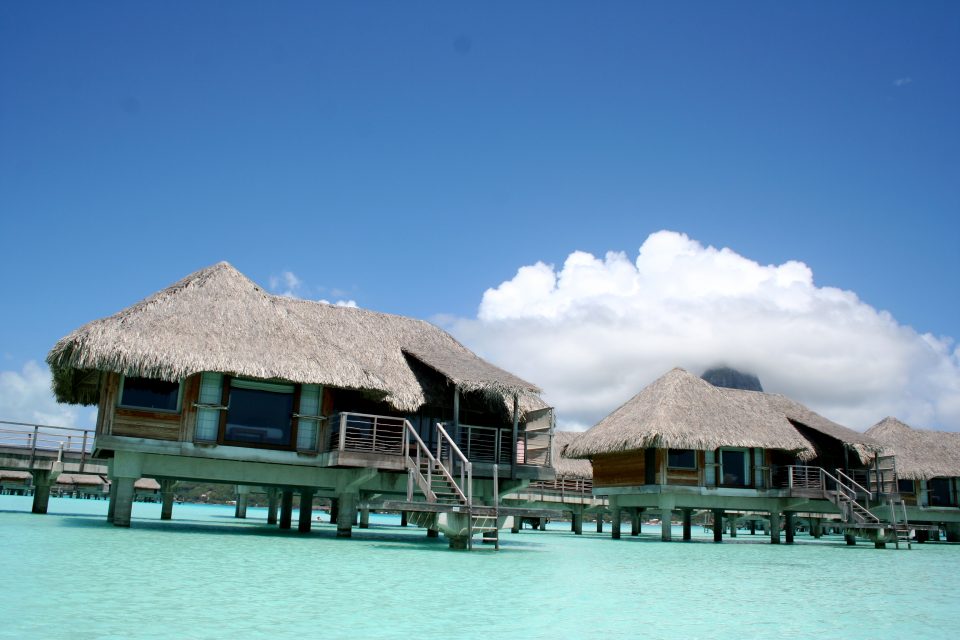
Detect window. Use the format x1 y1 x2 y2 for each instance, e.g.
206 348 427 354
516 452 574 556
224 380 295 447
897 479 915 494
120 376 180 412
928 477 955 507
668 449 696 469
719 448 750 487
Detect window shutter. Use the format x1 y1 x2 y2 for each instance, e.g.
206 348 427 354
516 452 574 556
195 373 223 442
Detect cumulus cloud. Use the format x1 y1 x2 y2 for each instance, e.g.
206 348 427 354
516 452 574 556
893 77 913 87
0 361 97 428
452 231 960 432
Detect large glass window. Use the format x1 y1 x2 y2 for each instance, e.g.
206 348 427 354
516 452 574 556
668 449 696 469
928 477 955 507
120 376 180 412
897 479 915 494
719 448 750 487
224 380 295 447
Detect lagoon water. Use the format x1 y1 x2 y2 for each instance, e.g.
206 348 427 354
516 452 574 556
1 495 957 639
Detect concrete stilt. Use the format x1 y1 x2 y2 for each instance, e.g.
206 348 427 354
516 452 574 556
944 524 960 542
329 498 339 524
596 517 603 534
845 532 857 545
448 536 468 550
266 488 278 525
160 479 175 520
631 508 642 536
511 517 520 534
611 507 622 539
729 514 737 538
298 490 314 533
30 470 52 515
427 528 439 538
784 513 795 544
337 493 357 538
713 509 723 543
749 519 756 535
660 509 672 542
682 508 692 541
106 481 118 523
769 511 782 544
874 541 887 549
537 517 547 531
111 477 136 527
400 511 408 527
811 518 822 538
234 485 249 519
279 490 294 530
572 512 584 535
359 505 370 529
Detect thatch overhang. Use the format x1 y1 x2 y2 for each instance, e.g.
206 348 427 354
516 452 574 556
566 368 815 459
47 262 542 414
866 417 960 480
552 431 593 480
719 389 883 464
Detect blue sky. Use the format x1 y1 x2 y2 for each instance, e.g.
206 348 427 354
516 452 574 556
1 2 958 430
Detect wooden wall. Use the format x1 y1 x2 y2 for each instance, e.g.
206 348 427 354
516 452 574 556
593 451 647 487
98 373 201 442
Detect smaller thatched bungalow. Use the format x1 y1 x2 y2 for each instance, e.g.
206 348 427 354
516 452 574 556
505 430 606 534
567 368 889 544
46 262 555 548
867 417 960 541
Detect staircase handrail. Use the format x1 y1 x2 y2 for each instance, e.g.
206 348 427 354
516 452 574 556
820 468 881 524
436 423 472 507
402 420 438 502
835 469 873 500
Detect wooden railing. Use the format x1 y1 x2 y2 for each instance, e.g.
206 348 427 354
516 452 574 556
326 413 406 455
0 420 95 470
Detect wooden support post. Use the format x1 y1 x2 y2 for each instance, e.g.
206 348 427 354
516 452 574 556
359 505 370 529
611 507 622 539
682 508 692 541
400 511 408 527
511 394 519 479
111 477 136 527
266 488 278 525
784 513 795 544
298 490 314 533
30 470 52 515
769 511 781 544
660 509 672 542
337 493 357 538
279 490 294 530
160 479 175 520
713 509 723 543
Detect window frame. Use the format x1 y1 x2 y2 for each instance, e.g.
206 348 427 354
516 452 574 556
718 447 752 488
118 375 183 413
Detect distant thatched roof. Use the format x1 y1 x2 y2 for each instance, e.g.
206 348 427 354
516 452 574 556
552 431 593 479
135 478 161 490
866 417 960 480
55 474 106 487
718 389 883 464
0 470 31 481
47 262 541 413
566 368 815 458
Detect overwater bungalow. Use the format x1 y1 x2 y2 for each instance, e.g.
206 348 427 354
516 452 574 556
504 430 606 534
565 368 909 546
866 417 960 541
46 262 555 548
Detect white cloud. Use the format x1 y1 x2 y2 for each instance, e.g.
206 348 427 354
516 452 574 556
0 361 97 428
893 77 913 87
319 299 358 308
452 231 960 432
269 270 303 298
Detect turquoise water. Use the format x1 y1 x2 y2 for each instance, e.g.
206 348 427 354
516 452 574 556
1 495 957 639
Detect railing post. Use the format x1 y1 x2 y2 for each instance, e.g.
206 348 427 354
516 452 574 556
338 414 347 452
407 468 414 501
371 416 378 452
29 425 38 469
80 430 89 472
788 466 794 490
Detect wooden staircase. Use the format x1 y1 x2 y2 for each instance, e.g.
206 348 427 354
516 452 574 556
827 468 912 549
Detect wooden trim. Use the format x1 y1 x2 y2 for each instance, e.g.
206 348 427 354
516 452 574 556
179 374 200 442
217 375 232 443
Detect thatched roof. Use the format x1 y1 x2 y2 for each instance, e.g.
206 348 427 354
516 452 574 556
566 368 815 458
866 417 960 480
135 478 161 490
718 389 883 463
552 431 593 479
55 474 106 487
0 470 31 481
47 262 541 413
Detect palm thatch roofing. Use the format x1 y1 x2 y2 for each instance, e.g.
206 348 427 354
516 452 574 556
47 262 541 414
566 368 815 459
55 473 106 487
552 431 593 479
718 389 883 464
866 417 960 480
